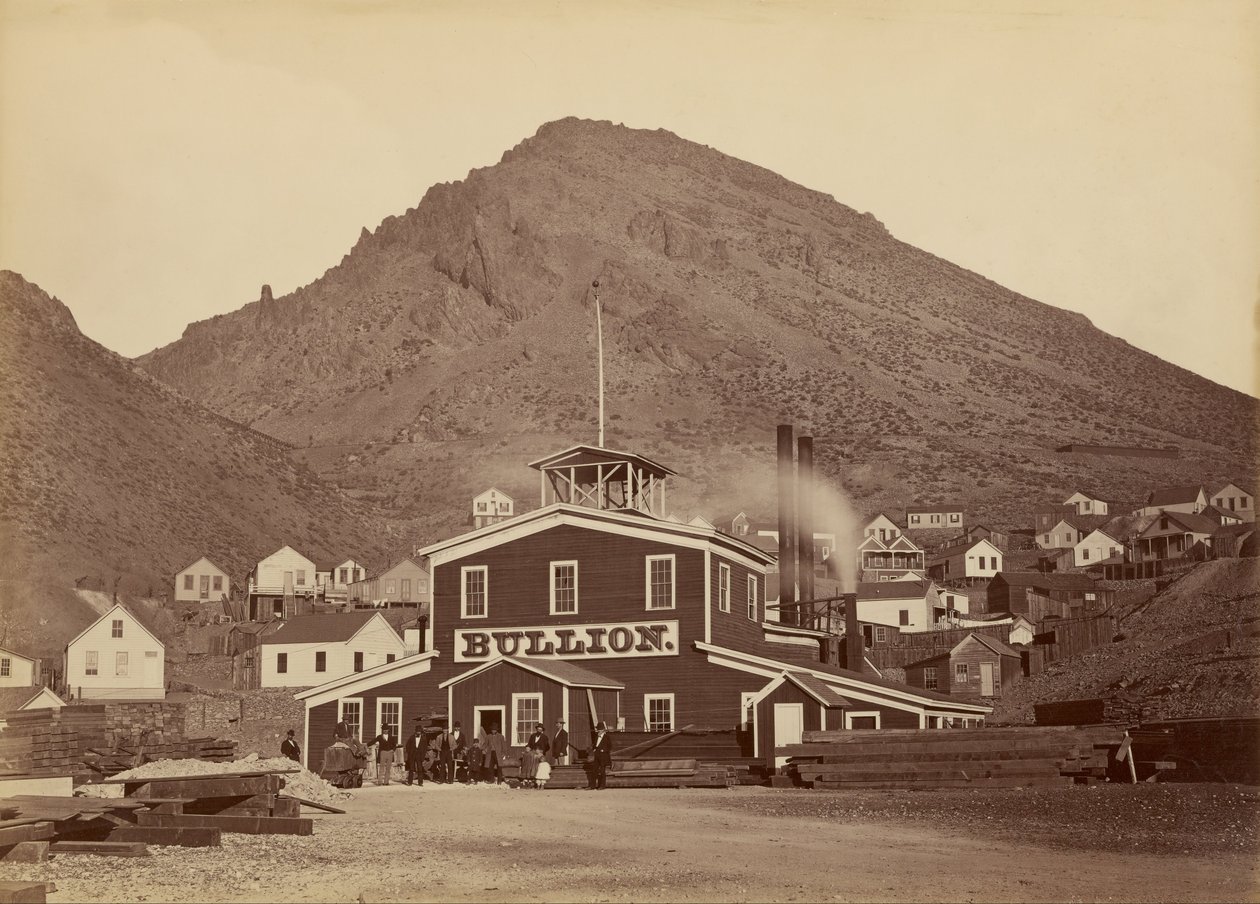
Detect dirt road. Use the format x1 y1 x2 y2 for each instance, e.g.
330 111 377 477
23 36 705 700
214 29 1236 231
7 783 1258 903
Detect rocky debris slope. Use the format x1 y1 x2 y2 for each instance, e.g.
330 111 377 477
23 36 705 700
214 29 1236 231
79 752 351 805
989 558 1260 724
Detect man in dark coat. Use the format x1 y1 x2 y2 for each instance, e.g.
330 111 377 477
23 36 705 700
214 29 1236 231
280 729 301 762
483 724 508 784
369 725 400 786
436 721 467 783
403 725 426 786
587 721 614 790
550 719 569 766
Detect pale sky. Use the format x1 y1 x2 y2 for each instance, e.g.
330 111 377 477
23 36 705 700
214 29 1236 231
2 0 1257 395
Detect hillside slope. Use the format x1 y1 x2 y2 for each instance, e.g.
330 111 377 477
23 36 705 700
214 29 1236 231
135 118 1257 539
0 271 402 656
989 559 1260 724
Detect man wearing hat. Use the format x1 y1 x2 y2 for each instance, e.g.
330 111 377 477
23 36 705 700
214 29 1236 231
550 719 569 767
280 729 301 763
587 721 614 790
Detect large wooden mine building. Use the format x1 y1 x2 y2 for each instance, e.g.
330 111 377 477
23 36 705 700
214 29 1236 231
299 440 990 771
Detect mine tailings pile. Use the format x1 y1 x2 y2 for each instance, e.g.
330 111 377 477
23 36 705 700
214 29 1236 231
782 726 1126 790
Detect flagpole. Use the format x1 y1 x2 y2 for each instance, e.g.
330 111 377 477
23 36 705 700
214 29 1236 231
594 279 605 448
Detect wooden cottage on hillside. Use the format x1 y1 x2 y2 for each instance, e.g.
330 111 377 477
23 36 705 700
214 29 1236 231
904 633 1022 700
0 646 42 688
247 545 319 621
346 558 430 608
986 572 1112 622
1207 482 1255 522
173 557 231 604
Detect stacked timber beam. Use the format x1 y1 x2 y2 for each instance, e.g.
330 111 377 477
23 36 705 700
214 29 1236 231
108 769 313 835
783 727 1125 790
544 759 736 789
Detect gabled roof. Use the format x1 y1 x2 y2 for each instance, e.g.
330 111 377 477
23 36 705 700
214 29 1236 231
992 571 1098 591
295 651 440 706
438 656 624 691
65 604 164 651
473 486 513 501
1206 480 1255 498
0 685 65 713
175 555 228 576
906 503 966 514
857 580 932 601
1146 485 1205 506
961 633 1022 659
1064 490 1107 503
863 512 903 527
888 535 923 552
369 557 429 581
527 444 677 478
930 538 1000 561
751 671 853 708
1140 511 1220 536
0 646 37 664
261 612 394 646
1077 528 1121 546
1202 505 1244 523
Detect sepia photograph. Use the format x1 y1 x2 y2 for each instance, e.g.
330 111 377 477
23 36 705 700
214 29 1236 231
0 1 1256 901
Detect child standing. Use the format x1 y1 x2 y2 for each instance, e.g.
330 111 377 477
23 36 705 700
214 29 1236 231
534 757 551 790
466 737 486 784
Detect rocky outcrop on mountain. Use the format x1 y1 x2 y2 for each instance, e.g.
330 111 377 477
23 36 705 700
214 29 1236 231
134 118 1257 536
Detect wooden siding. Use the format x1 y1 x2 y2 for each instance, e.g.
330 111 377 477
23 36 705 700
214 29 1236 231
0 651 38 687
450 667 563 747
252 547 317 596
947 637 1019 700
306 672 433 772
709 552 769 654
260 617 405 688
348 561 430 604
65 610 163 700
756 680 825 766
174 558 231 603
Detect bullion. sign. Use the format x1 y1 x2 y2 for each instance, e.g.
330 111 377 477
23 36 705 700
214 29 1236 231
455 620 680 662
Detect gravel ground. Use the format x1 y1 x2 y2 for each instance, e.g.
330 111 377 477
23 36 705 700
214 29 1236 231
2 783 1257 903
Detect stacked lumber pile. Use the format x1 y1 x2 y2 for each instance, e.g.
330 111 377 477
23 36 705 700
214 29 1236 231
106 769 314 835
0 796 162 861
544 759 737 789
1034 697 1144 726
184 738 238 763
783 726 1125 790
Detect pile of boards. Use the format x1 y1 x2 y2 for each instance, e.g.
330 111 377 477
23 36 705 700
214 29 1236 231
80 738 240 780
783 726 1126 790
544 758 737 789
0 768 335 862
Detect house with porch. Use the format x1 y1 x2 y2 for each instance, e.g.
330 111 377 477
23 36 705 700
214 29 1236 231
862 514 903 543
857 532 925 582
855 580 966 632
1134 512 1217 563
473 488 515 529
347 558 430 608
1139 485 1207 517
246 545 320 621
324 559 368 603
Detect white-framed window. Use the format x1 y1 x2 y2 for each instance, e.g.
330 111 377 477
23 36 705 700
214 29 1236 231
85 651 98 676
1082 548 1090 561
924 667 938 689
645 555 675 610
339 698 363 740
718 563 731 613
645 694 674 732
111 619 124 638
550 561 578 615
339 568 349 583
296 570 306 586
386 579 396 595
116 652 129 677
740 692 757 729
462 566 488 618
477 502 487 512
512 693 542 746
747 575 758 620
0 657 9 678
845 711 880 729
950 514 960 523
955 663 968 682
377 697 402 737
183 574 194 590
875 626 887 643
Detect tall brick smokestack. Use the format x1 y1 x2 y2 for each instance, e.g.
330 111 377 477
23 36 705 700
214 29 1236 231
796 435 815 626
844 592 863 673
777 424 796 625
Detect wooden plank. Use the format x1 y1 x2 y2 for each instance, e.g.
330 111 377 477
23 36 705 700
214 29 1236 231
282 796 345 815
49 841 149 857
100 769 297 785
0 880 48 903
135 812 313 836
105 826 221 848
0 823 54 846
125 776 283 799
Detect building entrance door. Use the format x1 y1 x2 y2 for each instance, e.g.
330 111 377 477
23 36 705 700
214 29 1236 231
773 703 804 769
473 705 505 740
980 662 995 696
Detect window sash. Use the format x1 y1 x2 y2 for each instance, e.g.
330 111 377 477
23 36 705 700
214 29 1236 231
111 620 123 638
747 576 758 620
924 667 937 689
85 651 98 675
551 561 578 614
512 694 542 747
0 658 9 677
377 698 402 737
339 699 363 740
315 651 327 672
462 566 488 618
718 563 730 613
645 695 674 732
276 653 288 673
183 574 194 590
646 556 675 610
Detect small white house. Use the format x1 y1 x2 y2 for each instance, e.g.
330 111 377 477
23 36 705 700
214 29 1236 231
1074 529 1124 568
473 488 514 529
174 556 231 603
247 545 319 620
1208 483 1255 522
258 612 406 688
862 513 903 543
855 580 966 632
64 605 165 701
1064 491 1109 517
928 539 1003 581
1037 518 1084 550
325 558 368 603
0 686 66 729
0 647 41 687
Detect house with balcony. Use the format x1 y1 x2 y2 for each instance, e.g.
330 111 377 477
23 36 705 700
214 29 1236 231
347 558 430 608
325 558 368 604
247 545 320 621
855 580 966 632
857 533 925 582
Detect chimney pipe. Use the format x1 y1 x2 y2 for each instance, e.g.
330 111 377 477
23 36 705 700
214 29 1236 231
844 592 863 673
797 435 815 627
776 424 796 625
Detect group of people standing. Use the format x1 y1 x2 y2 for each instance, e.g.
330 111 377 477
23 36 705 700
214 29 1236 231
328 716 614 789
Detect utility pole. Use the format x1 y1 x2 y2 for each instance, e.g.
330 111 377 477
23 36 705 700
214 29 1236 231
593 279 605 447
